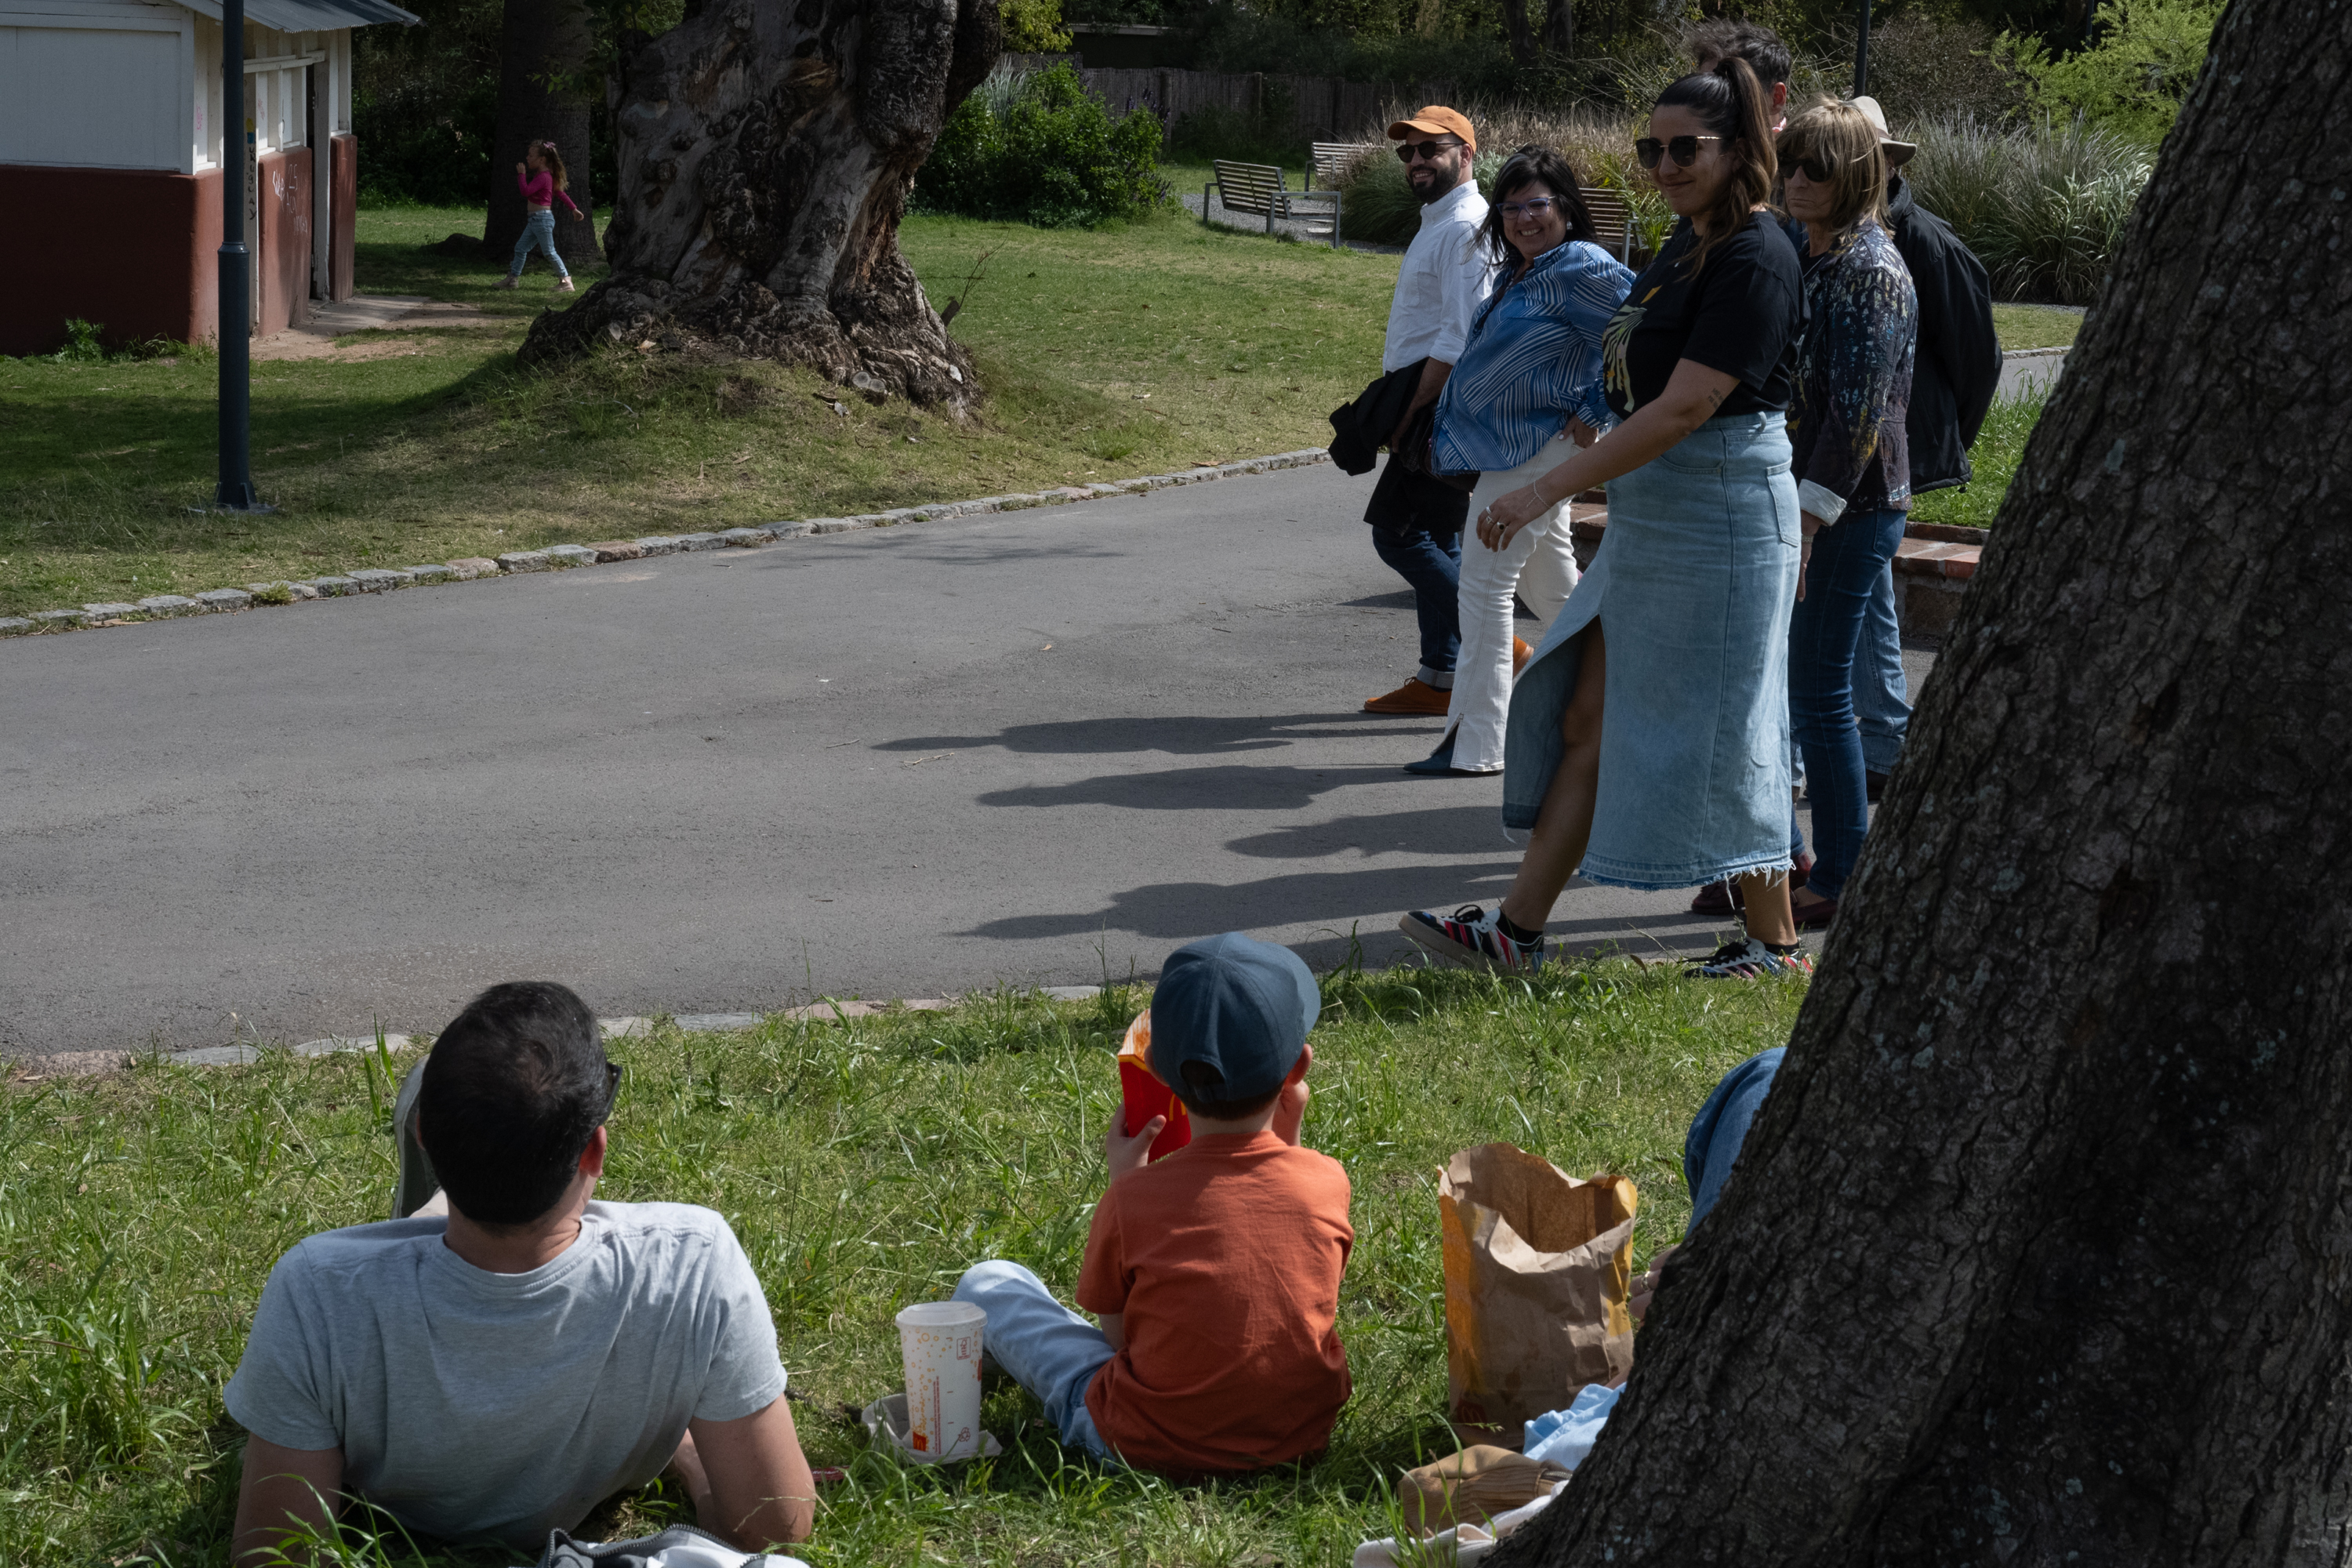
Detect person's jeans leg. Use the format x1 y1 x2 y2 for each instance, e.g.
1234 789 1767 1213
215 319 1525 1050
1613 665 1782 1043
538 211 572 280
1683 1047 1786 1229
952 1261 1116 1458
1788 509 1907 903
1854 561 1910 775
392 1058 440 1218
509 220 536 278
1370 526 1461 688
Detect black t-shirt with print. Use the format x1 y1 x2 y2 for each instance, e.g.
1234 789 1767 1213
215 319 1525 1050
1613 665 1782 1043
1602 210 1802 421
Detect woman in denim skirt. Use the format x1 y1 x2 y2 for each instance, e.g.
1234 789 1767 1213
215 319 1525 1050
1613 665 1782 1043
1401 56 1814 981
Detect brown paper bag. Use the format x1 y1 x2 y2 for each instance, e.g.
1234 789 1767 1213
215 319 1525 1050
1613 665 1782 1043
1397 1445 1572 1537
1437 1142 1637 1428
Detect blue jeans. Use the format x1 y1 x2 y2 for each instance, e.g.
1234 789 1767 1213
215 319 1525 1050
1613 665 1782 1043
1854 562 1909 774
952 1261 1116 1459
1788 508 1907 902
1685 1047 1784 1229
1370 527 1461 687
510 208 569 280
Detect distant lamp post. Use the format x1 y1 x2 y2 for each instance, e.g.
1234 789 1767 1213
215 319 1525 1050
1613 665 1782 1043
216 0 266 511
1854 0 1873 96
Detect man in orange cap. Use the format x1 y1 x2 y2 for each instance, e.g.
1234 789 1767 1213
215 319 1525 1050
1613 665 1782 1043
1359 105 1492 717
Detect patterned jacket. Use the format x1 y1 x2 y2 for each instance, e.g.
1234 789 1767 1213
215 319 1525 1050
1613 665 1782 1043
1788 219 1917 523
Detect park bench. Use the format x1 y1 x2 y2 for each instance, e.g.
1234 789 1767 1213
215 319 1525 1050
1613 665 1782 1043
1312 141 1376 194
1578 185 1636 262
1205 158 1345 250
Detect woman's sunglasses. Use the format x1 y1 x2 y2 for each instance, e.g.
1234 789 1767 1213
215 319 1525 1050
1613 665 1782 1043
1396 139 1462 163
1499 196 1559 220
1782 150 1872 183
1635 134 1726 170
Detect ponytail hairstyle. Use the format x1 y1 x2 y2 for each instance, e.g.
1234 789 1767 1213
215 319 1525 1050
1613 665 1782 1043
1478 144 1602 268
536 140 569 192
1653 56 1776 277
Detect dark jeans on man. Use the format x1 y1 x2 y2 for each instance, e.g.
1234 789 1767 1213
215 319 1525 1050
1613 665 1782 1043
1370 526 1463 686
1789 507 1908 902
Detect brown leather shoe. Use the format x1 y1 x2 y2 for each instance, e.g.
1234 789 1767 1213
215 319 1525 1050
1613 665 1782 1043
1512 636 1533 676
1364 678 1453 716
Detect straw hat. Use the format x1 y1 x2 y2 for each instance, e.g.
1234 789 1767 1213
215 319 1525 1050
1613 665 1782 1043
1387 105 1477 152
1849 96 1916 166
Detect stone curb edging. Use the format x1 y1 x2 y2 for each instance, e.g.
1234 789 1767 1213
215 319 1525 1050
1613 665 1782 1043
8 986 1110 1080
0 452 1335 640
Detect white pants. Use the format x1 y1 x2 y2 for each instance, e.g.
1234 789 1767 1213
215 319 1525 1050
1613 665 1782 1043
1443 436 1581 771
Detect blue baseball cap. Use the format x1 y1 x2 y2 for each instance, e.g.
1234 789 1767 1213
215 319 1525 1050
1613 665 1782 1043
1149 933 1320 1105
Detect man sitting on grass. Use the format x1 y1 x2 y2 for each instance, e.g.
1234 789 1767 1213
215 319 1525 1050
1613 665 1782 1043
953 933 1354 1474
225 982 815 1563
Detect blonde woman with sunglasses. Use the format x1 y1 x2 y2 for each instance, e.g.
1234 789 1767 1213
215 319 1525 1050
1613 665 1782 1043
1773 99 1918 931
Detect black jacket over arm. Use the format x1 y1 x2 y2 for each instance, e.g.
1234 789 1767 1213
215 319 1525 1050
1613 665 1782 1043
1330 361 1473 534
1886 176 2002 495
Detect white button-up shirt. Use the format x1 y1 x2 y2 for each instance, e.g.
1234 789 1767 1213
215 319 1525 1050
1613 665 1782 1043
1381 179 1494 372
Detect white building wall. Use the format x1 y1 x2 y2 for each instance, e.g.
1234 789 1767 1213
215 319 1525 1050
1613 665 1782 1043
0 16 183 168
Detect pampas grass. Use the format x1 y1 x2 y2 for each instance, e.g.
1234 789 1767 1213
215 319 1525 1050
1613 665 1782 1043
1906 114 2151 304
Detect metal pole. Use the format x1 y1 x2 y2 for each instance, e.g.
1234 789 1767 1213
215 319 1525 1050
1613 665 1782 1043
216 0 260 510
1854 0 1873 98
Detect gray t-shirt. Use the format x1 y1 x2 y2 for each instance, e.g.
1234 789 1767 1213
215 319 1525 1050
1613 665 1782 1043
225 1200 786 1548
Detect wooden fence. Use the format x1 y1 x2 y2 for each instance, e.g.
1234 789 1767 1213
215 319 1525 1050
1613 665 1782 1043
1003 55 1454 146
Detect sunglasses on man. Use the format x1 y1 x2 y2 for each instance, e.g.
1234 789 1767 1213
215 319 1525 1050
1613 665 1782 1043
1634 134 1726 170
601 1060 624 1120
1396 139 1463 163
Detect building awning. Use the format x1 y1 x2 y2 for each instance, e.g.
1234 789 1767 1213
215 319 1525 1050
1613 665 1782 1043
169 0 419 31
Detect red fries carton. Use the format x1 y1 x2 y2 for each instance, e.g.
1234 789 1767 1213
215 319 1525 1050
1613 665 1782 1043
1117 1011 1192 1162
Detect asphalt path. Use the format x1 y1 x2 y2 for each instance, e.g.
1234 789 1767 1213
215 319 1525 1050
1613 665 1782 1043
1 462 1933 1057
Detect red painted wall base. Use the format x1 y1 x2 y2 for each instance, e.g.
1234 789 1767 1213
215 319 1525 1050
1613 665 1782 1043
0 164 222 356
258 147 313 336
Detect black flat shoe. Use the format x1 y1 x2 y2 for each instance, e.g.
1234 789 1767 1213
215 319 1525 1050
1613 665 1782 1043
1403 735 1498 777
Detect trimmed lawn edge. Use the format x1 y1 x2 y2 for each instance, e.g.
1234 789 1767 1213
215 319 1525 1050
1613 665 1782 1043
0 447 1332 642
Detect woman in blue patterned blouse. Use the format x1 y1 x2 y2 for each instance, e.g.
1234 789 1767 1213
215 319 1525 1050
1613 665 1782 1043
1408 146 1635 778
1777 99 1918 928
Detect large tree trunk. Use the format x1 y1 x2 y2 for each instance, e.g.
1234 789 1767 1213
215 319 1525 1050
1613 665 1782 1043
1501 1 2352 1563
1497 0 1537 67
485 0 603 267
1538 0 1571 59
518 0 999 412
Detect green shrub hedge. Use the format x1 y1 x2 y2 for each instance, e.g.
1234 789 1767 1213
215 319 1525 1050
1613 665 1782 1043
916 64 1169 229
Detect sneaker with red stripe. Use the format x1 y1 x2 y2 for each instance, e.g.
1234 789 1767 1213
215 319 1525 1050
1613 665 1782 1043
1399 904 1547 972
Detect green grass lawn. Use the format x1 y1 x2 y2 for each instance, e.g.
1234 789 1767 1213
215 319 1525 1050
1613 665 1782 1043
1907 385 2048 530
1991 302 2081 351
0 961 1801 1568
0 195 1399 619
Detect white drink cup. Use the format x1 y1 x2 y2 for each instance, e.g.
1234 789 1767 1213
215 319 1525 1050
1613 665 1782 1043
895 1301 988 1462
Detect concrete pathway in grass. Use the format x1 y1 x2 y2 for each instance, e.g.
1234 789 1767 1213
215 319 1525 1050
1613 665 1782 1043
0 461 1933 1057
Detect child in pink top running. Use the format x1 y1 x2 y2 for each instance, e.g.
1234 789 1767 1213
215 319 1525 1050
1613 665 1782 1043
500 140 582 292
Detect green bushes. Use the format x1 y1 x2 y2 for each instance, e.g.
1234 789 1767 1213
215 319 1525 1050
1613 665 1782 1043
1907 114 2152 305
1992 0 2223 146
916 64 1169 229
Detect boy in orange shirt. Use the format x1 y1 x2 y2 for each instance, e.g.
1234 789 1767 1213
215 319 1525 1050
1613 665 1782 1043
953 933 1354 1473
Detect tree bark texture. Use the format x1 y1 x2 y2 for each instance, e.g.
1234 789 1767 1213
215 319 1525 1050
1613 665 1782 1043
1501 2 2352 1563
1539 0 1571 60
485 0 604 266
518 0 999 411
1497 0 1536 68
